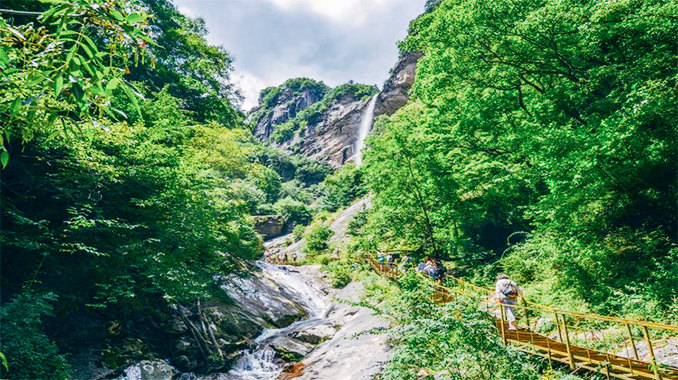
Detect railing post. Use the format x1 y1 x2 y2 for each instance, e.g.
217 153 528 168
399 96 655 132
560 313 576 370
555 312 563 342
641 326 662 380
522 296 530 331
626 323 640 360
500 303 507 345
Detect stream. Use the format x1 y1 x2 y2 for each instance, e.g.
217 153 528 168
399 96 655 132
225 262 331 380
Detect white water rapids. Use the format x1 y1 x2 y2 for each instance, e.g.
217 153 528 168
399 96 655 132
225 262 330 380
354 96 378 167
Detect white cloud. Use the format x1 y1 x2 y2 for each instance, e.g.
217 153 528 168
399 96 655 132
235 71 267 111
171 0 427 111
267 0 390 25
175 4 198 18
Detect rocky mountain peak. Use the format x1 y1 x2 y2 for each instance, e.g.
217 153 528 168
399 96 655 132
248 53 423 169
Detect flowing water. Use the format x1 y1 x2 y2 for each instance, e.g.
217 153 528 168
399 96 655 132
354 96 378 167
225 262 330 380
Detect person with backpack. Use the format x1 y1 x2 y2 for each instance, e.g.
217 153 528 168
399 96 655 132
377 252 386 271
495 274 521 330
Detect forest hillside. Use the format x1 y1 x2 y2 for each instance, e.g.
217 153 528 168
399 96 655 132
1 0 676 379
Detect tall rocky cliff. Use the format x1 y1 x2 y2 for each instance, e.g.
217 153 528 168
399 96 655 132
248 52 422 168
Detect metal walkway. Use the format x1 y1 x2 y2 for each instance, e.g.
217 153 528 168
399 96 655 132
366 254 678 379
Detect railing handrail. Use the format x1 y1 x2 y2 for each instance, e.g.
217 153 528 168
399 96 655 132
364 251 678 332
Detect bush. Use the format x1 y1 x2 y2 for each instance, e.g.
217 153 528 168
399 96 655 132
324 261 352 288
317 163 364 211
377 273 539 379
274 197 312 226
279 180 314 204
0 291 71 380
303 222 333 255
293 224 306 241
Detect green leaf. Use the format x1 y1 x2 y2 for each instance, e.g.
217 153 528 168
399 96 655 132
0 47 9 68
80 34 99 53
1 150 9 169
79 42 94 59
121 83 140 113
9 98 21 115
6 26 25 40
0 351 7 371
110 10 124 22
105 77 120 92
55 75 64 96
126 12 147 24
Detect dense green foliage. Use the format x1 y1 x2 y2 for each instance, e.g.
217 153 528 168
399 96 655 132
303 213 334 255
0 1 305 377
376 273 540 379
258 77 328 110
0 292 70 379
0 0 151 158
315 163 365 212
361 0 678 319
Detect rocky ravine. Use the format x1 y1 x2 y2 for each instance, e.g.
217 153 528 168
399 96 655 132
109 264 390 380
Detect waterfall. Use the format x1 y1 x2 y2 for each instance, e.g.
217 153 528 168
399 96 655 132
225 262 330 380
354 95 378 167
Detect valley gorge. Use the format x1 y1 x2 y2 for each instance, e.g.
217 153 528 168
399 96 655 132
2 0 676 379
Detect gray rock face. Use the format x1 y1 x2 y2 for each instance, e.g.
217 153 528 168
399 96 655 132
253 215 285 239
269 335 315 360
218 269 308 329
268 96 373 169
252 87 326 141
295 97 372 168
159 266 309 373
250 52 422 168
375 51 423 116
291 281 392 380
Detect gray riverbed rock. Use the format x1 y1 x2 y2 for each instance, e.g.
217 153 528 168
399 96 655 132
115 360 178 380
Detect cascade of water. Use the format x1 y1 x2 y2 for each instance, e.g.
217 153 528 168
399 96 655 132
354 95 378 167
225 262 330 380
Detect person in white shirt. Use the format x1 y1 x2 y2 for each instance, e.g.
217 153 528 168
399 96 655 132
495 274 520 330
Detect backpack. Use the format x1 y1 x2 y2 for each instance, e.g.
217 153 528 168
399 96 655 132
504 281 519 299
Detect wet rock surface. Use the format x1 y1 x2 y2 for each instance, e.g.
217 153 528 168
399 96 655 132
290 280 391 380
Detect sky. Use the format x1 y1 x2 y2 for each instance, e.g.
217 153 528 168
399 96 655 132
172 0 427 110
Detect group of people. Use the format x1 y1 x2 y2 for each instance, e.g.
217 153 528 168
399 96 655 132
415 257 447 282
374 251 522 331
268 251 297 264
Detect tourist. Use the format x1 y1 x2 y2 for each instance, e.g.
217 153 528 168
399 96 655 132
495 274 520 330
377 252 386 271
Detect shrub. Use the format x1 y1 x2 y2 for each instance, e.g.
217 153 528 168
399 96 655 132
317 163 364 211
274 197 312 226
0 291 71 380
303 222 333 255
293 225 306 241
324 261 352 288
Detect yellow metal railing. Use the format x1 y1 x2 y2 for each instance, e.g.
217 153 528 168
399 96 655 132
363 252 678 380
